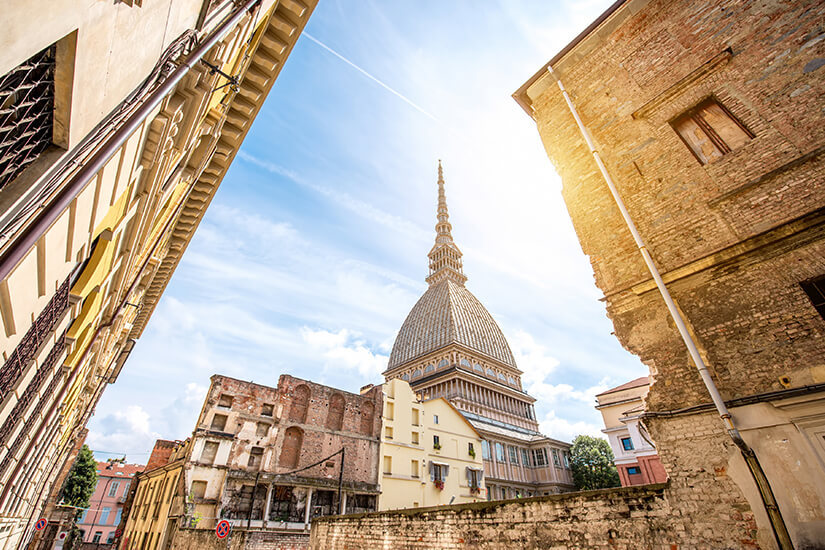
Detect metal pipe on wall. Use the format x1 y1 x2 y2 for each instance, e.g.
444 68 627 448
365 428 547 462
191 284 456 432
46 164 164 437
546 65 793 550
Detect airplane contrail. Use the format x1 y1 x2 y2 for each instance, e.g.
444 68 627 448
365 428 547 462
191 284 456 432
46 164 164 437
303 32 439 122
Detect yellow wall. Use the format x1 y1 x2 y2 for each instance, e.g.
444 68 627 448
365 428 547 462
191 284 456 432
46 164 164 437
379 379 484 510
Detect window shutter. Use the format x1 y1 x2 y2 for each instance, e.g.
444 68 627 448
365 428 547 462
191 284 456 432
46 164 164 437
443 465 449 478
465 467 471 481
429 461 435 481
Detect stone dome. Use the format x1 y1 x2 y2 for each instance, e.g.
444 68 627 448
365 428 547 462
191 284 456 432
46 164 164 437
388 279 517 369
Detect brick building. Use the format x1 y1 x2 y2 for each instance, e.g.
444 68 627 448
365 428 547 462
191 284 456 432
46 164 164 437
121 374 382 550
514 0 825 547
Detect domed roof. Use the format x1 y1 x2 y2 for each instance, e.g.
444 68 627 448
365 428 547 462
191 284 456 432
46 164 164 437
388 278 517 369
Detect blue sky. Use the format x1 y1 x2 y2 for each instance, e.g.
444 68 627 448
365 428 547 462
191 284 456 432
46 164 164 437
87 0 647 462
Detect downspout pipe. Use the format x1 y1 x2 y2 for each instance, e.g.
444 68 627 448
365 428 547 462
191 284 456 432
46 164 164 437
0 0 261 284
547 65 794 550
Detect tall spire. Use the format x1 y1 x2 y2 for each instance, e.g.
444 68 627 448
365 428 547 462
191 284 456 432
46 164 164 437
426 161 467 286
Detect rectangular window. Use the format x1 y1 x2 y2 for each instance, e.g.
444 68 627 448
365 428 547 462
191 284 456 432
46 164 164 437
430 463 448 483
563 451 570 469
801 277 825 320
385 426 394 440
411 431 419 445
210 413 228 431
468 442 475 456
217 394 233 409
99 507 110 525
385 402 394 420
468 468 482 491
433 414 439 425
256 422 269 437
114 508 122 526
552 449 560 467
107 481 120 498
532 448 548 467
627 466 642 475
383 456 392 475
122 481 130 496
671 97 753 164
191 480 207 499
79 509 88 524
482 440 491 460
248 447 264 470
621 437 634 451
200 441 219 464
92 532 102 543
433 435 441 449
521 448 530 467
411 408 419 426
0 43 57 189
508 446 519 465
261 403 274 417
411 460 419 478
107 532 115 544
495 443 505 462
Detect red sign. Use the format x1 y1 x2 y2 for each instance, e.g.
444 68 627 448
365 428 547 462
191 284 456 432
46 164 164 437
34 518 47 531
215 520 231 539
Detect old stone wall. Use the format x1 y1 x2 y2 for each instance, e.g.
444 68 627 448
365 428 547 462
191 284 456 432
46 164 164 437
310 483 764 549
170 528 308 550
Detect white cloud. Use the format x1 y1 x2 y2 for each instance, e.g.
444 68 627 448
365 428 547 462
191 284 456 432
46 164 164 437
86 406 162 460
301 327 388 380
539 410 605 443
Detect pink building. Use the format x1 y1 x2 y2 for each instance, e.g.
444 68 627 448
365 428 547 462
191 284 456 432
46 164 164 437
78 461 144 545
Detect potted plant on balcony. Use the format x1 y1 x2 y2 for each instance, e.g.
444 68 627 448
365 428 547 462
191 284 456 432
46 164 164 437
434 479 444 491
433 443 441 451
468 447 476 458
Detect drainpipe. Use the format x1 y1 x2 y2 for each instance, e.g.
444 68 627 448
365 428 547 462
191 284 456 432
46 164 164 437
546 65 793 550
0 0 262 283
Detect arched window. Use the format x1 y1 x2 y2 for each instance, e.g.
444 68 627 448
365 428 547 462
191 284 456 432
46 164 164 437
486 368 495 377
498 373 507 382
438 359 449 368
289 385 310 423
460 358 471 367
360 401 375 435
508 376 517 386
326 393 345 431
401 373 410 381
473 363 484 373
424 364 434 374
412 369 422 379
279 427 303 469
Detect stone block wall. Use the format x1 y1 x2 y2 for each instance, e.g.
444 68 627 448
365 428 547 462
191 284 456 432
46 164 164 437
170 528 308 550
310 483 763 549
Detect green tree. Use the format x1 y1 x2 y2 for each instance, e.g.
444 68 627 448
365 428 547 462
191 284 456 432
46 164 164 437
62 444 98 507
61 445 98 550
570 435 620 491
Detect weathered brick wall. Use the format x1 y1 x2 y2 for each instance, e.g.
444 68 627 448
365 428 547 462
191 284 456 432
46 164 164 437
528 0 825 408
171 528 308 550
310 483 761 549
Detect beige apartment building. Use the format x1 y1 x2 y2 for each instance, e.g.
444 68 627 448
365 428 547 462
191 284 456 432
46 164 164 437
595 377 667 487
378 378 484 510
0 2 315 548
383 163 574 498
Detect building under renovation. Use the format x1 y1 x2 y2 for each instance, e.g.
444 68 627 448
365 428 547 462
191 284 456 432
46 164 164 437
0 1 315 548
121 374 382 549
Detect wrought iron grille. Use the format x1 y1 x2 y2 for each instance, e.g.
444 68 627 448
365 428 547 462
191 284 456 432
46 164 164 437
0 330 66 478
0 274 69 398
0 44 56 189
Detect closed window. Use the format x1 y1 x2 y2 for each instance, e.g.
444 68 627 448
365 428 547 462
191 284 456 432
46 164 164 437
532 448 548 467
248 447 264 470
92 532 102 543
433 414 439 425
385 426 394 440
200 441 219 464
411 408 419 426
191 480 207 499
210 413 227 431
460 358 471 367
433 435 441 449
467 468 482 490
429 462 448 482
412 369 422 378
114 508 122 526
621 437 634 451
671 97 753 164
385 402 394 420
401 373 410 381
424 364 434 373
495 443 505 462
521 448 530 467
801 276 825 320
508 446 519 465
383 456 392 475
99 507 110 525
627 466 641 475
552 449 561 467
482 440 491 460
107 481 120 498
411 432 419 445
438 359 449 368
563 451 570 469
411 460 419 478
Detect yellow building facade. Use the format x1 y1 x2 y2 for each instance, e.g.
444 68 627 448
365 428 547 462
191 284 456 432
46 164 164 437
0 2 316 549
378 378 485 510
